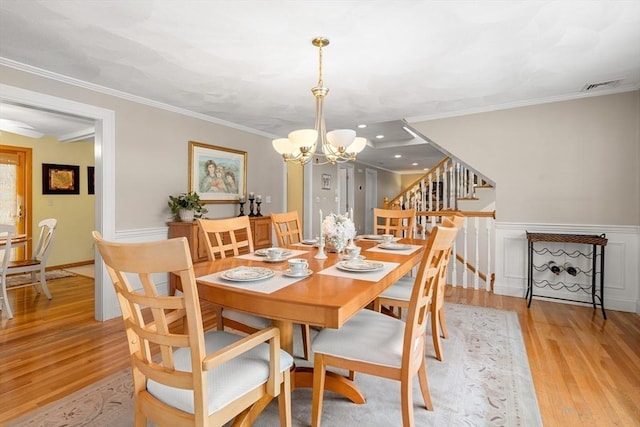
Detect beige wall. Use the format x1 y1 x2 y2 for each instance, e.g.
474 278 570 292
1 134 95 266
411 91 640 225
0 65 286 234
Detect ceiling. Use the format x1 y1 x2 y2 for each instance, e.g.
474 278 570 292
1 1 639 173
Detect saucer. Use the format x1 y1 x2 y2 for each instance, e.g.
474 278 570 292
283 268 313 278
264 257 287 263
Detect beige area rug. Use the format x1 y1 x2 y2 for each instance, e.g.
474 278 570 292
6 270 76 287
7 303 543 427
62 264 95 279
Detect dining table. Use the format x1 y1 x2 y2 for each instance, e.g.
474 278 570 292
190 235 426 410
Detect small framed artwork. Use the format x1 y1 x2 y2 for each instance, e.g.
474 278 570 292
322 173 331 190
188 141 247 203
87 166 95 195
42 163 80 195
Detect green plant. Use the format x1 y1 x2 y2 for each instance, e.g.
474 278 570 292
168 192 208 220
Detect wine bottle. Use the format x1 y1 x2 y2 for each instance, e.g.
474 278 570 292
563 262 578 276
548 260 561 275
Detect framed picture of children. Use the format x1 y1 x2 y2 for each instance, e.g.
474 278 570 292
188 141 247 203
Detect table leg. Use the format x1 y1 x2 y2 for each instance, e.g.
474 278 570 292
272 319 366 404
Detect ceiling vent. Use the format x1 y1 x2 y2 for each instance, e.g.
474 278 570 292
581 79 622 92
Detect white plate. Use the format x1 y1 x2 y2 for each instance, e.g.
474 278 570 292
221 267 275 282
378 243 411 250
301 239 318 245
336 260 384 272
362 235 384 240
263 257 288 263
255 249 292 257
283 268 313 278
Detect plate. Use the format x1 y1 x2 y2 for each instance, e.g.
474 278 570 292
362 235 384 241
336 260 384 272
378 243 411 250
283 268 313 278
301 239 318 245
221 267 275 282
255 249 292 257
263 257 287 263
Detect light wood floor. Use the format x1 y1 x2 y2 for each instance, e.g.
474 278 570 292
1 276 638 425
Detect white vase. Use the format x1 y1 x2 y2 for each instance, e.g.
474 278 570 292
178 208 195 222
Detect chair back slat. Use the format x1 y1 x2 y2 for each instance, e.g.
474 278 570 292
197 217 254 260
373 208 415 238
271 211 303 246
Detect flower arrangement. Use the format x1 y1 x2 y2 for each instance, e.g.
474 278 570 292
322 212 356 253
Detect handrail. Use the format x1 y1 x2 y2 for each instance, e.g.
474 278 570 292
384 156 451 209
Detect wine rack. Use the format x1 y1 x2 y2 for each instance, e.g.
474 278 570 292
526 232 608 319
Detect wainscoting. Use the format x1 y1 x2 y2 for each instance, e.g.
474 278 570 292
494 222 640 314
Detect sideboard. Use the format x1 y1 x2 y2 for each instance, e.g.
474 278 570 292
168 215 272 263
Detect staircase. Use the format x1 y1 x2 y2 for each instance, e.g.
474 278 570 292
384 156 496 291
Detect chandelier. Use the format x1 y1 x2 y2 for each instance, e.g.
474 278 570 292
272 37 367 165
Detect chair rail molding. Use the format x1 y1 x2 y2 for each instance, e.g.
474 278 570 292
494 221 640 314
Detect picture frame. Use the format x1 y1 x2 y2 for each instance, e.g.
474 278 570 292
322 173 331 190
42 163 80 195
87 166 95 195
189 141 247 203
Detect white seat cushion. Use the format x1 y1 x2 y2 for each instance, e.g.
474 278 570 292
312 309 407 369
222 309 272 329
378 276 414 302
147 330 293 415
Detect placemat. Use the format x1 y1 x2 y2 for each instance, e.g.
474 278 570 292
317 261 399 282
365 244 422 255
197 269 309 294
236 248 309 261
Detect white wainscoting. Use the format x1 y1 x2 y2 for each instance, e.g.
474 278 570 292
494 222 640 314
100 227 171 321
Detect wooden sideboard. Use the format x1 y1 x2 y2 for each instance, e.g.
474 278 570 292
168 216 272 263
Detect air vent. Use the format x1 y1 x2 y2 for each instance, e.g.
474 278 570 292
581 80 622 92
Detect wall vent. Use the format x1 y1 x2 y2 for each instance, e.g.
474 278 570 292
581 80 622 92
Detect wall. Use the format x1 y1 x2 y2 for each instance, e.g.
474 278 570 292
0 134 94 266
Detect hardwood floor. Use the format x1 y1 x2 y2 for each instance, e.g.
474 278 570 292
1 275 638 425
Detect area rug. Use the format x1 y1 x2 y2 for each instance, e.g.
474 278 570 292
6 270 76 287
6 303 542 426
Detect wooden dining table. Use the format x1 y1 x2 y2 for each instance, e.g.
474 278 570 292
191 237 426 406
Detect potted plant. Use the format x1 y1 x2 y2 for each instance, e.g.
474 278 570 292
168 192 208 221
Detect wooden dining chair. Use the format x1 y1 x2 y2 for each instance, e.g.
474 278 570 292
270 211 303 246
374 213 464 361
198 217 311 360
93 231 293 427
270 211 311 360
374 208 415 238
0 224 16 319
311 225 459 427
3 218 57 319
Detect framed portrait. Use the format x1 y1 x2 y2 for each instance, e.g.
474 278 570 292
42 163 80 195
321 173 331 190
87 166 95 195
188 141 247 203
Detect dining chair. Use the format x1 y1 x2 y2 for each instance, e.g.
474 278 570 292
373 208 415 238
4 218 57 319
0 224 16 319
374 214 464 361
270 211 311 360
93 231 293 427
311 225 459 427
270 211 303 246
198 217 311 360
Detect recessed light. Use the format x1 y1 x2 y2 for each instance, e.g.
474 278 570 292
411 162 418 166
376 135 384 139
357 124 367 128
423 168 429 171
394 154 402 158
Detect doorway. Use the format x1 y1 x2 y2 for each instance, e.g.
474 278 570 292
0 146 31 259
364 168 377 234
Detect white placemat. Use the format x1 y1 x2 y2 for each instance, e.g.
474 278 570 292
365 244 422 255
318 261 399 282
197 269 309 294
235 248 309 261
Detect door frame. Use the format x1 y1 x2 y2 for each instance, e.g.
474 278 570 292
364 168 377 234
0 83 115 321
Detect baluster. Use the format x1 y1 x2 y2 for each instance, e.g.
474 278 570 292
473 216 480 289
462 217 468 288
485 216 492 291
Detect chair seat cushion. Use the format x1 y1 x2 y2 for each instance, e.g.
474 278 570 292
147 330 293 415
222 309 272 329
312 309 406 368
378 276 414 302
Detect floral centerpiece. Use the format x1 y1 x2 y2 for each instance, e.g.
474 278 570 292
322 212 356 253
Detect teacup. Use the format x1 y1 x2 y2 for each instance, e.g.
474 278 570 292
266 247 284 260
288 258 308 274
345 246 361 259
382 234 394 243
